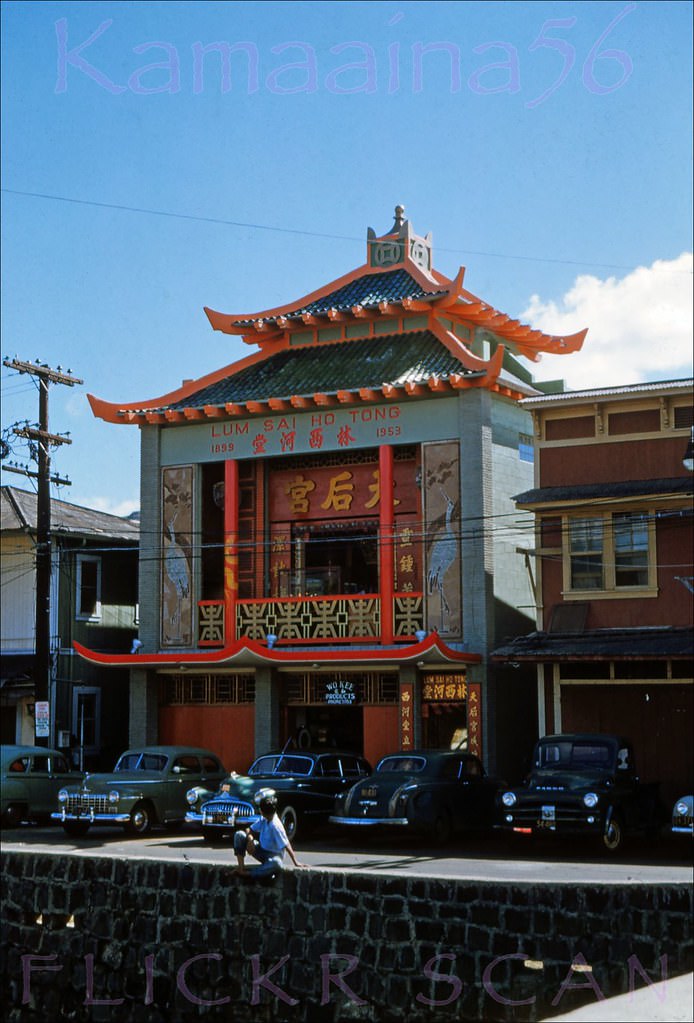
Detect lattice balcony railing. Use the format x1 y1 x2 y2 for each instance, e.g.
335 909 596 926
197 594 423 646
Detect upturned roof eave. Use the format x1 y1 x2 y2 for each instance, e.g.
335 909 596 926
204 257 450 334
87 255 585 426
87 328 508 425
73 634 481 669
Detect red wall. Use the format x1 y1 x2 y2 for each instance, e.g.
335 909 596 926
159 705 255 775
539 437 688 486
539 510 693 630
363 706 400 768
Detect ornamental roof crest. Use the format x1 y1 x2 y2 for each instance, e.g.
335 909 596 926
367 205 433 276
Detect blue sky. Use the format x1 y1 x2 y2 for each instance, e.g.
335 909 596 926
1 0 692 515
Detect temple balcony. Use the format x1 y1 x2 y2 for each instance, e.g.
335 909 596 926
197 592 424 647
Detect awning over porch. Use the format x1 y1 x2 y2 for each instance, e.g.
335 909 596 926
491 626 694 662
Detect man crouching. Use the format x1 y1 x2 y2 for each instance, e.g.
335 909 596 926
233 789 306 878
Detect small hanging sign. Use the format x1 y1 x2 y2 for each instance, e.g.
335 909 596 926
324 680 357 705
35 701 50 739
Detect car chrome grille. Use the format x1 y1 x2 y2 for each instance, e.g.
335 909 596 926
66 794 109 814
203 800 254 824
509 805 591 826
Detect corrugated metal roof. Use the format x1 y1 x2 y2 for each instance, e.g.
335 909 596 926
492 626 694 661
165 331 475 411
0 486 139 541
521 378 693 407
232 269 445 325
514 477 693 505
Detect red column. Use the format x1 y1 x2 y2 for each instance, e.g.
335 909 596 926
224 459 239 645
379 444 394 645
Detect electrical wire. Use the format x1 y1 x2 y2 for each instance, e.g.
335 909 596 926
3 187 692 276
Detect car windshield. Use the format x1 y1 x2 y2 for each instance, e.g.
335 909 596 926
249 755 314 776
114 752 168 772
537 742 613 770
376 756 427 773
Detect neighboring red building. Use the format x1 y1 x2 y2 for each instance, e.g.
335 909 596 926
493 380 694 804
76 207 586 778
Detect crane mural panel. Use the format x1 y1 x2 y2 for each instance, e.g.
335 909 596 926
161 466 194 647
423 441 462 638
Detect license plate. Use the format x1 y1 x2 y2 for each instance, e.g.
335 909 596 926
538 805 556 830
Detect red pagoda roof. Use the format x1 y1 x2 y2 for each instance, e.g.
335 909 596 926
88 207 586 425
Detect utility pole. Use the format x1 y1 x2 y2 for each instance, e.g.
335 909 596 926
2 358 83 745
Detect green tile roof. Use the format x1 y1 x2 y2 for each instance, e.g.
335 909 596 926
165 331 475 411
232 269 445 325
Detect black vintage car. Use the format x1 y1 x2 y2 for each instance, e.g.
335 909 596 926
672 794 693 837
186 750 371 842
497 733 662 852
329 749 500 844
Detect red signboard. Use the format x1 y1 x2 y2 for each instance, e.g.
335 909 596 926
467 683 482 759
269 461 418 521
399 682 414 750
421 673 467 701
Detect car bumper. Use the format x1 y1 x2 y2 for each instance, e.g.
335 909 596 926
329 816 409 827
186 810 261 827
497 813 604 836
52 810 132 824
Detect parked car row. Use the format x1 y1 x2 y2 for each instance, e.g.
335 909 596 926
2 735 691 853
185 749 372 842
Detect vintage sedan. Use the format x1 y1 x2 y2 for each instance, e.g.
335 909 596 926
186 750 371 842
1 745 77 827
497 733 663 852
329 750 500 844
672 795 693 837
53 746 226 837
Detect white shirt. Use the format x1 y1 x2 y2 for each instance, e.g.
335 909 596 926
252 814 289 857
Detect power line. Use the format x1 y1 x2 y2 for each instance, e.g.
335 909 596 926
3 187 691 275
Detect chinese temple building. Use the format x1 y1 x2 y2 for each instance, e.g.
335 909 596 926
79 207 586 776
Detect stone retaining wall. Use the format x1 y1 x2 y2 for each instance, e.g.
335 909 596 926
1 852 692 1022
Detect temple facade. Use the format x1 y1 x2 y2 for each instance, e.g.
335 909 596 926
79 207 586 777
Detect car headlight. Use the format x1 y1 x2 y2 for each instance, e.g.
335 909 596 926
675 800 690 816
583 792 599 809
501 792 517 808
58 789 68 803
186 789 199 807
108 790 120 804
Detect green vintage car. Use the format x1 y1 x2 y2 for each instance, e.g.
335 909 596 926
1 744 78 827
53 745 226 837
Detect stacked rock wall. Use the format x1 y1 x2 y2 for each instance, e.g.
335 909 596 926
2 852 692 1022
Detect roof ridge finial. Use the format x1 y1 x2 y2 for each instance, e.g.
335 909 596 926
392 204 406 233
366 206 433 275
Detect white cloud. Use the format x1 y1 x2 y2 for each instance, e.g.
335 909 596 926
77 495 140 519
521 253 693 390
